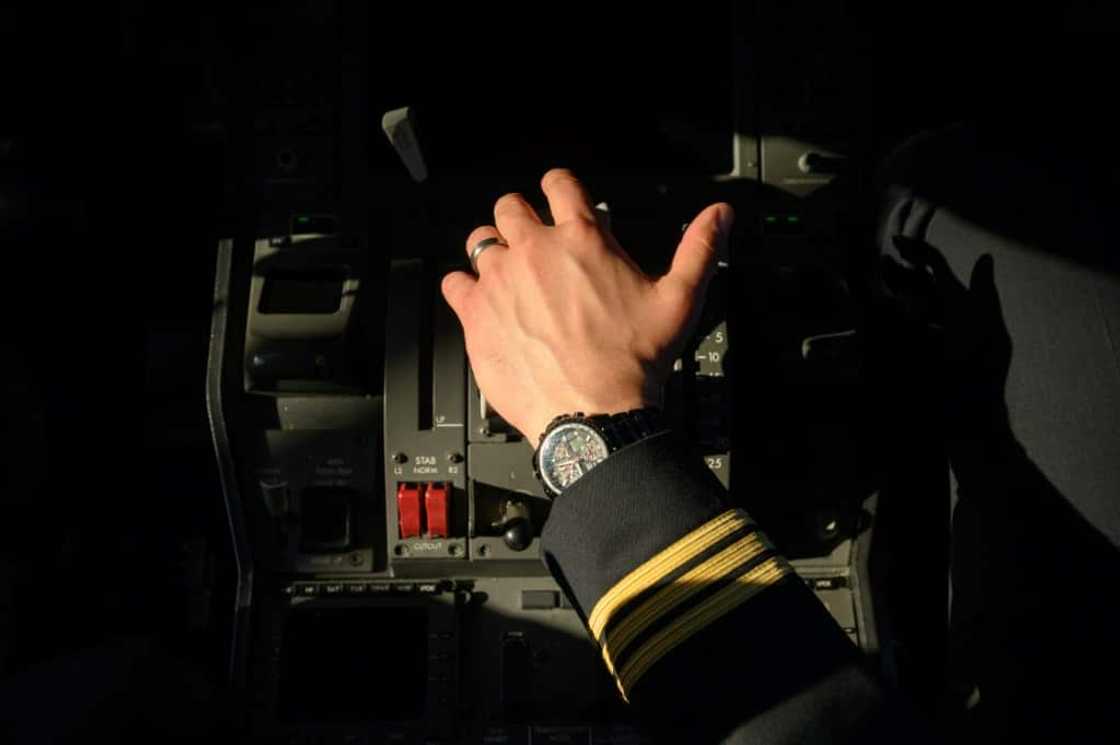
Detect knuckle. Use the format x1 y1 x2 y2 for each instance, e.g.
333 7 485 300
658 277 694 311
479 256 507 282
573 213 600 231
466 226 492 247
495 192 526 211
516 231 541 251
560 218 599 247
542 168 576 188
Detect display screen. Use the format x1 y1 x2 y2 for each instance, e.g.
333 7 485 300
278 606 428 722
259 268 346 314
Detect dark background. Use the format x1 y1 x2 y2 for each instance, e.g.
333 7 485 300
1 0 1118 738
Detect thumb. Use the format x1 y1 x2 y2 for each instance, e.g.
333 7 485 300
969 253 1005 323
662 203 733 294
969 254 997 302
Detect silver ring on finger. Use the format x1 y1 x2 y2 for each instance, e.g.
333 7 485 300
470 237 508 274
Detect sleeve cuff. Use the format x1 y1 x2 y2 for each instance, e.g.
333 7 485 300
593 508 795 699
540 431 795 700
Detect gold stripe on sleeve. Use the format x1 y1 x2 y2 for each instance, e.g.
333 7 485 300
588 509 751 641
616 555 794 700
599 531 771 675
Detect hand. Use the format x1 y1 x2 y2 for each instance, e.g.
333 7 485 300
886 236 1013 438
440 168 733 444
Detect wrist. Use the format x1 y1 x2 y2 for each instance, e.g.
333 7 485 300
949 428 1025 483
532 407 667 499
525 393 655 445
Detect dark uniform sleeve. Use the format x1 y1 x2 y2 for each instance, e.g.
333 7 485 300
541 431 927 744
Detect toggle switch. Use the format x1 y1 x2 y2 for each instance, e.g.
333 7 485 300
798 151 849 175
397 483 422 539
425 482 450 538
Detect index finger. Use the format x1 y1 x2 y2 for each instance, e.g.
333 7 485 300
494 192 543 243
541 168 596 224
893 235 968 300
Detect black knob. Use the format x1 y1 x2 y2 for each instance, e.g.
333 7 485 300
503 518 533 552
493 499 534 551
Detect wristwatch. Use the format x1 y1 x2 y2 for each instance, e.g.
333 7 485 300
532 407 665 499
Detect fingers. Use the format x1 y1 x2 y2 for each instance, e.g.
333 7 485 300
881 254 936 297
465 225 508 273
494 192 543 242
893 235 967 298
969 254 996 294
541 168 596 225
661 203 733 294
441 270 476 317
969 254 1004 319
880 254 911 296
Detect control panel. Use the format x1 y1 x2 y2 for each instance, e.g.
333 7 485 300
202 4 882 741
208 229 877 741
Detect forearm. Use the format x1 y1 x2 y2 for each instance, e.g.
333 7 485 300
946 403 1020 489
541 431 920 743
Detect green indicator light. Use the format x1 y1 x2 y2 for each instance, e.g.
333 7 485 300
296 216 311 224
765 215 778 224
786 215 800 224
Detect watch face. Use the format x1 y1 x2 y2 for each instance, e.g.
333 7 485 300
539 422 610 495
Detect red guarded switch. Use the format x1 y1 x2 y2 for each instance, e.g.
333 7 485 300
396 483 422 539
425 482 451 538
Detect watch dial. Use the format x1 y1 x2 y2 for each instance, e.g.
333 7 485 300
541 422 609 494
